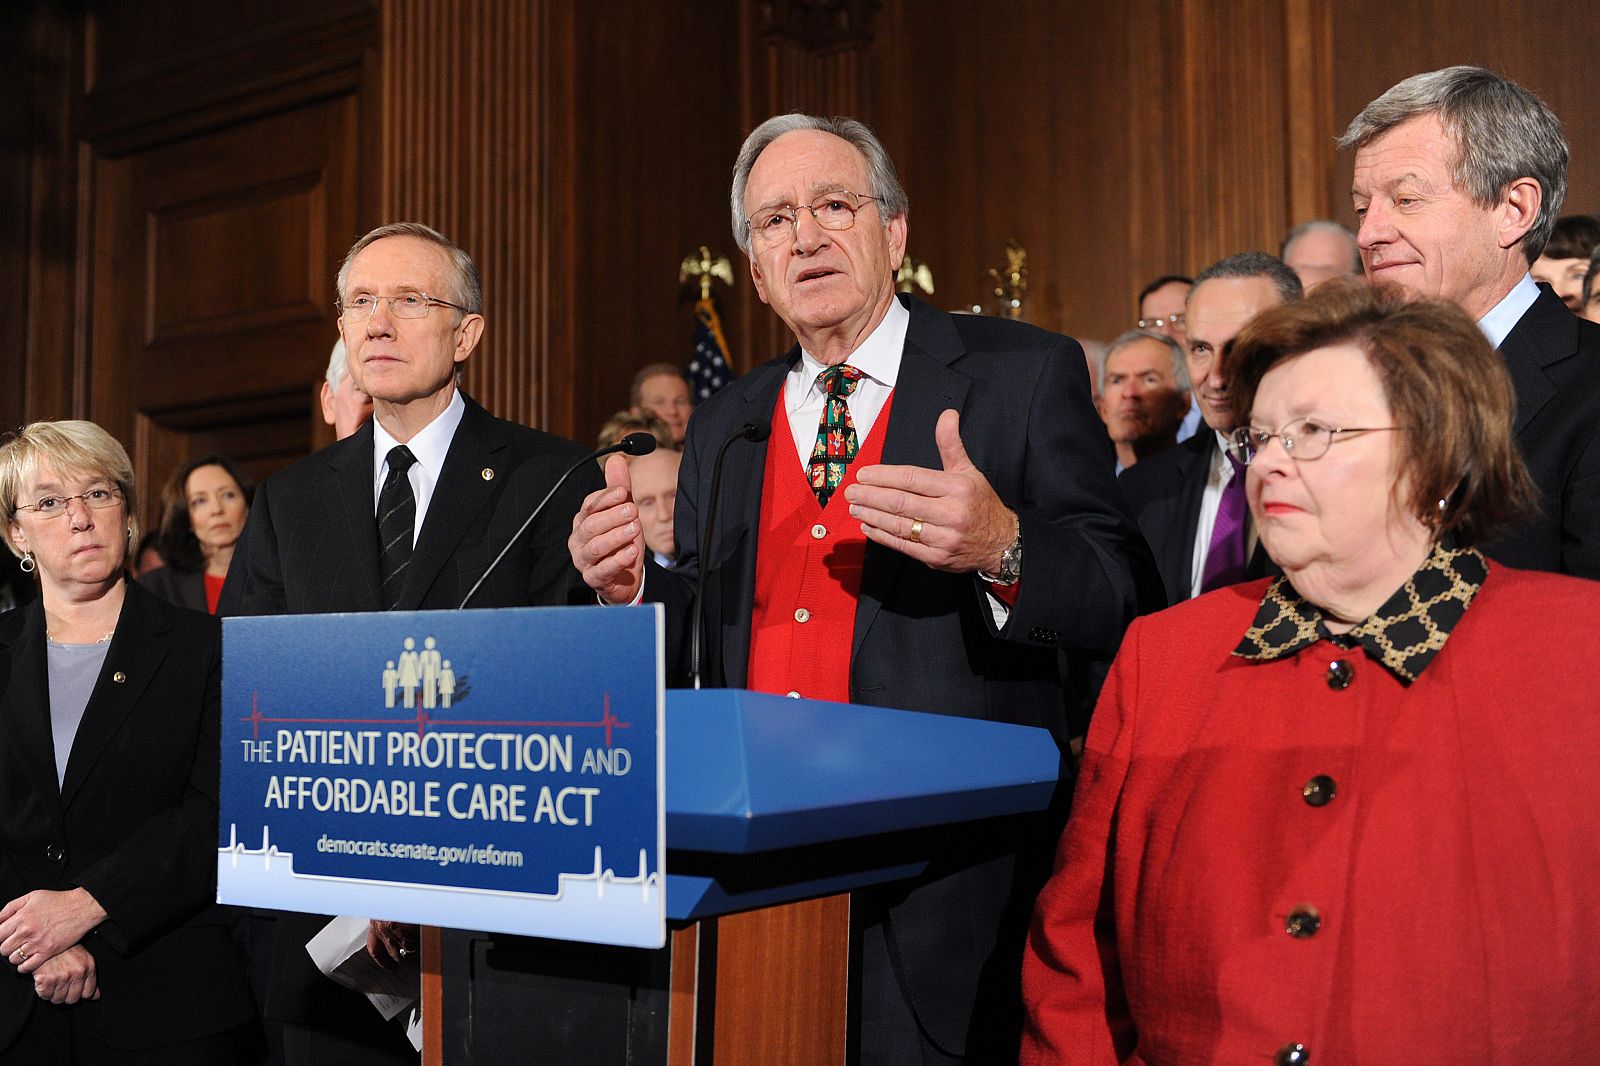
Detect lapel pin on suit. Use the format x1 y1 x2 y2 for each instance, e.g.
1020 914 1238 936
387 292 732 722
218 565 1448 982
481 468 494 481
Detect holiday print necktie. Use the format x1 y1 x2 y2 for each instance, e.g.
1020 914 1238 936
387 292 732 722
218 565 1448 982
808 364 864 507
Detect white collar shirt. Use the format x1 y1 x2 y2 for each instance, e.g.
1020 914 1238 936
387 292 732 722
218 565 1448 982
1189 429 1259 600
371 388 467 547
1477 273 1540 349
782 297 910 468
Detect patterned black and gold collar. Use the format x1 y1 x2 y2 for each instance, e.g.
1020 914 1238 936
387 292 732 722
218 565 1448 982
1232 544 1488 684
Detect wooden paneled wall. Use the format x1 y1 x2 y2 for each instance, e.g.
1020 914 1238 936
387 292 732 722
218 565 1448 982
380 0 546 429
7 0 1599 492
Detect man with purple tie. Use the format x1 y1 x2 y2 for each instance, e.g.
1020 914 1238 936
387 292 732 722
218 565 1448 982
1118 253 1301 605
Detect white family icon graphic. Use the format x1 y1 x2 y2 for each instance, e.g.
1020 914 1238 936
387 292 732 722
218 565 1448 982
381 636 457 710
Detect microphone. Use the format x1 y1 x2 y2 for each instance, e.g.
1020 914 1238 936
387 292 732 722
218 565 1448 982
457 432 659 609
690 420 771 688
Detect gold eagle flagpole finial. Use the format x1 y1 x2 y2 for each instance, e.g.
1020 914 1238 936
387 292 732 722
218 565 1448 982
896 256 935 295
679 246 734 301
986 240 1028 319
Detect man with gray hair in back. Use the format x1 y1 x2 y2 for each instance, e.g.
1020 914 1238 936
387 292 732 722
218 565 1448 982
1096 328 1190 472
1119 252 1301 606
1341 65 1600 577
319 337 374 441
1280 219 1362 291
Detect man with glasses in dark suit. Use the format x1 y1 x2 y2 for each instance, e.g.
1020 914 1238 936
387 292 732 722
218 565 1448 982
222 222 597 1064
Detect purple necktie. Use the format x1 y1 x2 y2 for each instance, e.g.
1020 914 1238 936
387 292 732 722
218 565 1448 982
1200 452 1247 593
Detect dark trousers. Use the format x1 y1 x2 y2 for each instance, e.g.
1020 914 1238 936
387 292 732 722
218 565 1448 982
0 1005 260 1065
280 1022 414 1065
859 922 968 1066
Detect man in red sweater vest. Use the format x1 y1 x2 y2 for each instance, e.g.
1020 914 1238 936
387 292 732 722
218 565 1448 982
569 115 1158 1063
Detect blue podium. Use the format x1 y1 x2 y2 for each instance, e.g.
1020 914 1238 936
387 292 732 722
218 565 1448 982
665 688 1058 917
439 689 1062 1066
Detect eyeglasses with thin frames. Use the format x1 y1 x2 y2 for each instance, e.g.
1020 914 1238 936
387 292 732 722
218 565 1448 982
745 191 883 246
338 291 469 322
16 486 122 518
1136 313 1184 331
1228 418 1406 465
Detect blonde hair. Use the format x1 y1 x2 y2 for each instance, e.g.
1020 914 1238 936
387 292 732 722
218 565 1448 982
0 421 139 560
596 410 674 453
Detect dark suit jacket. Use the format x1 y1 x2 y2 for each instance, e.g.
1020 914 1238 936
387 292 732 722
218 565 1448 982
653 295 1159 1055
138 565 207 614
0 583 254 1052
1488 286 1600 578
1116 431 1212 607
218 394 600 1034
1117 431 1275 608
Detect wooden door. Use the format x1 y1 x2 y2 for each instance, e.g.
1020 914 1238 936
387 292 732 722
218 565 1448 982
85 95 361 529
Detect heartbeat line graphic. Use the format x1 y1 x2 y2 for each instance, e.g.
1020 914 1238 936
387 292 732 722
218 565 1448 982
241 692 631 746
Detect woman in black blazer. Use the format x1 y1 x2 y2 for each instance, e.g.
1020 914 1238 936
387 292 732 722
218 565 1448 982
0 421 257 1063
139 454 253 615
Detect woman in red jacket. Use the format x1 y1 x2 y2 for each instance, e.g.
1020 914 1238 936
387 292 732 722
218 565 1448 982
1023 280 1600 1064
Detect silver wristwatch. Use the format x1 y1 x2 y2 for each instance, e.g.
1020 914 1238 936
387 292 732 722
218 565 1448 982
979 528 1022 587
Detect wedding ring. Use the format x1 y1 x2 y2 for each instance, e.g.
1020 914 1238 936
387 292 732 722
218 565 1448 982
14 949 28 963
909 519 924 543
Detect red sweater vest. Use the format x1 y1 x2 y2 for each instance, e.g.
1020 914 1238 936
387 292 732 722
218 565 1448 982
746 389 894 702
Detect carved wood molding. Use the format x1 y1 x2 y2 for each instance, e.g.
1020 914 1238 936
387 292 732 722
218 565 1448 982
83 9 376 157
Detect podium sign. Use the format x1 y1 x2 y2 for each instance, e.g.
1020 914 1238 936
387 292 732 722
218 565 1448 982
218 605 665 949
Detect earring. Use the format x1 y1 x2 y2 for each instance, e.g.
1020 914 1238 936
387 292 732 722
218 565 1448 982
19 551 34 574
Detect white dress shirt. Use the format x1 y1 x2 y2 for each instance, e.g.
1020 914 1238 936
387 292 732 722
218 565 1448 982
371 389 467 546
782 297 910 468
1477 273 1540 349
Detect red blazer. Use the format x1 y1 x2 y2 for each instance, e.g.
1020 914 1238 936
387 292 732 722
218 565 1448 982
1022 565 1600 1065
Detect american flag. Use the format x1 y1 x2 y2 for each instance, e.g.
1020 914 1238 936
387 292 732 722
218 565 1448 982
687 296 732 402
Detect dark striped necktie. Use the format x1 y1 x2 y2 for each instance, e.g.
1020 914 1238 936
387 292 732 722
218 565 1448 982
378 445 418 609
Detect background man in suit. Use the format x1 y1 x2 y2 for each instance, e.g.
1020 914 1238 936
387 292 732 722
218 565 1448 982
1135 275 1202 442
629 362 693 445
320 337 375 441
628 445 680 567
569 113 1156 1063
1119 252 1301 606
222 222 597 1064
1340 65 1600 577
1096 328 1191 473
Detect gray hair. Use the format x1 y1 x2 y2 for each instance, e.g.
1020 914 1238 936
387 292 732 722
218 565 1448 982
1337 66 1568 262
1192 252 1304 305
1280 220 1362 274
0 421 139 561
335 222 484 315
730 114 909 256
324 338 349 391
1101 329 1190 394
